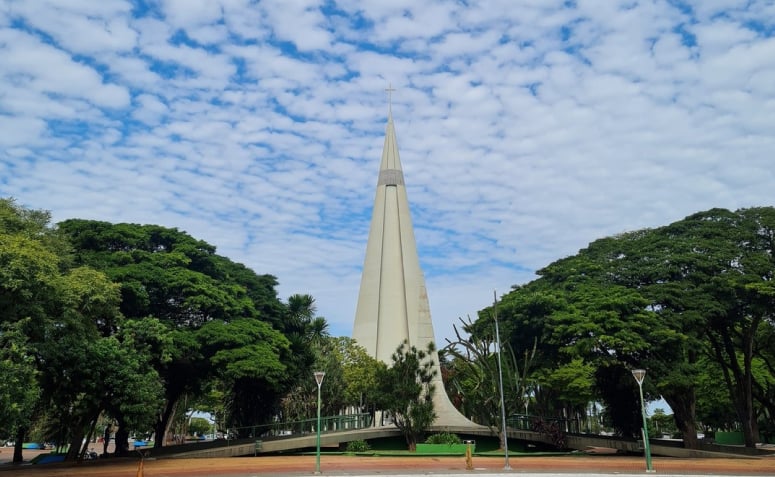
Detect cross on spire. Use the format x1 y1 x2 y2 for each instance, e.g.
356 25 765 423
386 83 396 115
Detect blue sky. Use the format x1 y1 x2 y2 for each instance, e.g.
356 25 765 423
2 0 775 352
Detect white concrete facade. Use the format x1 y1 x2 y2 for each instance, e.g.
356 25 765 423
352 112 474 427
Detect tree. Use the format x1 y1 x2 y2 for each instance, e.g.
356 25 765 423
198 318 293 430
626 208 775 447
484 206 775 448
539 358 595 422
188 417 212 437
375 340 437 451
0 200 87 462
443 315 536 447
38 267 162 460
0 321 39 442
649 409 677 438
1 200 166 462
331 337 383 414
280 336 383 423
57 220 292 447
2 205 317 460
490 273 659 438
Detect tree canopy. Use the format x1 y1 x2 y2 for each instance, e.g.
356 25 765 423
57 219 308 444
1 201 327 461
473 207 775 448
0 200 165 461
5 197 774 456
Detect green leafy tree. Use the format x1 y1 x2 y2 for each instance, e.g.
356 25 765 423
695 355 736 432
649 408 677 438
1 200 165 462
279 336 382 426
490 275 656 438
188 417 212 437
755 319 775 443
617 207 775 447
375 340 437 451
198 318 293 430
279 334 363 425
0 201 94 461
0 321 39 441
57 220 292 447
335 337 385 417
486 206 775 448
442 315 536 448
539 358 595 419
39 267 163 460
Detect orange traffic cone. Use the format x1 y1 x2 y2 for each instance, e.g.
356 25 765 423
136 457 144 477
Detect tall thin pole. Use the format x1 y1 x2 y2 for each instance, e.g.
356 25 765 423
494 290 511 470
632 369 654 473
314 371 325 474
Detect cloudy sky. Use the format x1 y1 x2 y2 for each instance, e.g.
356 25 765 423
2 0 774 343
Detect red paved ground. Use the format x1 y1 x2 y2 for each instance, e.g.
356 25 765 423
3 453 775 476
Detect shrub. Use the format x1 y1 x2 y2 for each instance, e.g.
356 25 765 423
346 440 370 453
425 432 462 445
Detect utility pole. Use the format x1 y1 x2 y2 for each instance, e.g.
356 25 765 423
494 290 511 470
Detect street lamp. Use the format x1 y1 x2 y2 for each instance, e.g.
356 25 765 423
493 291 511 470
314 371 326 474
631 369 654 473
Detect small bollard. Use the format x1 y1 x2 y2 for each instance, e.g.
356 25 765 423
135 450 148 477
464 440 474 470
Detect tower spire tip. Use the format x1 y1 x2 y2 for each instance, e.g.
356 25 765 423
385 83 396 119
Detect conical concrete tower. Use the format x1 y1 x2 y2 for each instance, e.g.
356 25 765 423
352 108 473 427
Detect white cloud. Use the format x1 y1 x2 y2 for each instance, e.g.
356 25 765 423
1 0 774 343
0 115 46 146
0 29 131 109
257 0 334 51
160 0 224 29
7 0 137 53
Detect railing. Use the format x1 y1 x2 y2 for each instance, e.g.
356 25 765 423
507 413 533 431
230 413 373 440
507 413 587 434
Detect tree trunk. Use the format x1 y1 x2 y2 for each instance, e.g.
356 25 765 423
13 426 26 463
740 317 760 448
710 328 758 448
79 419 98 462
66 431 82 461
154 398 177 449
165 406 180 444
114 417 130 456
406 433 417 452
726 331 758 448
664 392 698 449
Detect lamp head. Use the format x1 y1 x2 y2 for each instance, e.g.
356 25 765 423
631 369 646 385
314 371 326 386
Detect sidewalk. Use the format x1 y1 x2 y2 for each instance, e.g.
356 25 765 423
3 454 775 476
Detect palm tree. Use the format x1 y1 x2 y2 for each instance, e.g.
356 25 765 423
285 294 316 334
307 317 330 346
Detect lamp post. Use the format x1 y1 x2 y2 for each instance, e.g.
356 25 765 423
493 291 511 470
631 369 654 473
314 371 325 474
